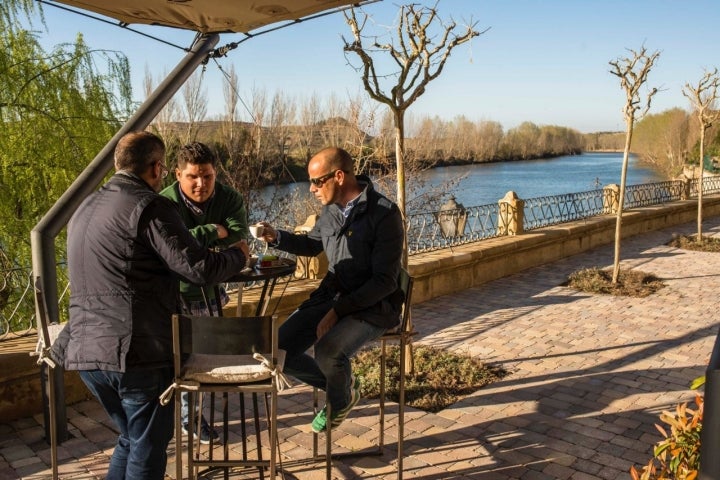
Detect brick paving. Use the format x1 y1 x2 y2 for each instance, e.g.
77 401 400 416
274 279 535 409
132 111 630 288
2 216 719 479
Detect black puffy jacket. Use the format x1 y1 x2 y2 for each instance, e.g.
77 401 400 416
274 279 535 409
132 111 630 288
276 176 404 328
53 172 246 372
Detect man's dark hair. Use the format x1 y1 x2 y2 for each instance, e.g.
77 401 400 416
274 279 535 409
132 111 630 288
177 142 217 170
114 131 165 174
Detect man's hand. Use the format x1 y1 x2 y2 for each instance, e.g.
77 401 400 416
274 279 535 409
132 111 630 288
256 222 277 243
229 239 250 259
214 224 229 239
316 308 338 340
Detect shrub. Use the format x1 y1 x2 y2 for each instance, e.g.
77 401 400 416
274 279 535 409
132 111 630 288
630 394 702 480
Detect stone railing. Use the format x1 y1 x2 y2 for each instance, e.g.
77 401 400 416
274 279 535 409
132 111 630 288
405 175 719 254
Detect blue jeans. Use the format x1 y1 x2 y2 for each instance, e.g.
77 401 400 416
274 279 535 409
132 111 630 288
79 367 174 480
278 301 386 410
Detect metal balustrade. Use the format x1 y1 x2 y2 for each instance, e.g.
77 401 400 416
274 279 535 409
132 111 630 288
1 263 69 339
4 176 720 338
523 189 607 230
624 180 684 208
406 203 501 253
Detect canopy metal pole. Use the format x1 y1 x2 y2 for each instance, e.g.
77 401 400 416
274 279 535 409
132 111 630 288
700 331 720 479
30 33 220 450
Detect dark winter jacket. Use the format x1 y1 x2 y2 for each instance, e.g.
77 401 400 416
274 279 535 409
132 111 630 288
276 175 404 328
52 172 247 372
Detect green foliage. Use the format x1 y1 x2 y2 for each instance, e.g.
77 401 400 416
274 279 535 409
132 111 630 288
0 0 132 268
630 395 702 480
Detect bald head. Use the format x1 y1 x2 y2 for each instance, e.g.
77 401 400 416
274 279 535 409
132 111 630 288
307 147 361 207
312 147 355 174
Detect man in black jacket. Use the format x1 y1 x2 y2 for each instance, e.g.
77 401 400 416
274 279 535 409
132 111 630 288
52 131 247 480
257 147 404 433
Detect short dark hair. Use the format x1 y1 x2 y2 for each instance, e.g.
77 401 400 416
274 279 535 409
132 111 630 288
114 131 165 174
177 142 217 170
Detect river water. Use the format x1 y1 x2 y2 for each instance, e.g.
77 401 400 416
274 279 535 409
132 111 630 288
413 152 664 208
259 152 664 219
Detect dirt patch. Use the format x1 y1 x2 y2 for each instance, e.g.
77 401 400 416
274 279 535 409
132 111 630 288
352 344 508 413
564 267 665 297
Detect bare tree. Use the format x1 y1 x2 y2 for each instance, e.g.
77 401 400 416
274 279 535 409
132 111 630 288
343 4 483 265
268 90 297 180
683 68 720 244
297 93 323 162
633 108 692 178
219 64 244 163
609 45 660 283
144 67 181 151
179 70 208 144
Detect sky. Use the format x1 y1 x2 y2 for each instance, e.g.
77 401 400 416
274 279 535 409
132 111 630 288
29 0 720 134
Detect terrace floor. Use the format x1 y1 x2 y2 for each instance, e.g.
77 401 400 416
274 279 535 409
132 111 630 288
2 216 718 479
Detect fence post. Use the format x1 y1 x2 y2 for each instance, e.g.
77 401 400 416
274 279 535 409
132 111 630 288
603 184 620 214
678 174 691 200
498 191 524 235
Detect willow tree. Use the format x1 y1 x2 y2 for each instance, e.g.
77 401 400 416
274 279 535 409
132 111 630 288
0 0 131 269
683 68 720 244
343 4 483 265
608 45 660 283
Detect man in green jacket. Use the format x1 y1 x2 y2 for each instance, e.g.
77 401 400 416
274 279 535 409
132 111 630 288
160 141 250 443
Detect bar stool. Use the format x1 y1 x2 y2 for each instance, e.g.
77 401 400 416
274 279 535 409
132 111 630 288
313 267 414 480
161 313 289 479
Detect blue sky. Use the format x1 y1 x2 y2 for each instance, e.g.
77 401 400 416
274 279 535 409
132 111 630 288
31 0 720 133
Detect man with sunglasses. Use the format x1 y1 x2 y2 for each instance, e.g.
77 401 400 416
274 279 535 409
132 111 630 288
256 147 404 432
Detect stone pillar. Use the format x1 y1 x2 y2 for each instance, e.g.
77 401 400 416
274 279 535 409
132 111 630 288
293 214 328 279
677 174 691 200
603 184 620 214
497 191 524 236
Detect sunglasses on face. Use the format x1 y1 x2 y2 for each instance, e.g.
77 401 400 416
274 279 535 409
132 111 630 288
156 161 169 178
309 169 340 187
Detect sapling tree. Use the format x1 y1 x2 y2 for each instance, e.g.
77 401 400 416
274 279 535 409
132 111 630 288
343 3 484 266
682 68 720 244
608 45 660 283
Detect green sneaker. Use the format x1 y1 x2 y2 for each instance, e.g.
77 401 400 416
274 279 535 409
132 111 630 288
311 406 328 433
311 375 361 433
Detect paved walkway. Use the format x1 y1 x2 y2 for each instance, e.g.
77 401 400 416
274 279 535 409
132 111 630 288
2 217 719 479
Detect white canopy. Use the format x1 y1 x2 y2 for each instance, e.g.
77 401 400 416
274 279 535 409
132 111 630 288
48 0 367 33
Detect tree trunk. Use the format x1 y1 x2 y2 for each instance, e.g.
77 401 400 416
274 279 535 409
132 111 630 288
612 119 634 284
698 127 705 242
394 110 408 268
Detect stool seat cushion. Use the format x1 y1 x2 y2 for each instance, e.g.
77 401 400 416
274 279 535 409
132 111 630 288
182 350 286 384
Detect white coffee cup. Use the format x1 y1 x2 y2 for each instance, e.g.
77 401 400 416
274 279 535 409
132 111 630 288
249 224 265 239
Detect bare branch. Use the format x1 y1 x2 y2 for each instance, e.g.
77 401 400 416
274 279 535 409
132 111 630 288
683 67 720 129
609 45 661 123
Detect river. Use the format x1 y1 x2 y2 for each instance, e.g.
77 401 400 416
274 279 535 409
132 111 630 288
412 152 663 208
259 152 664 219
